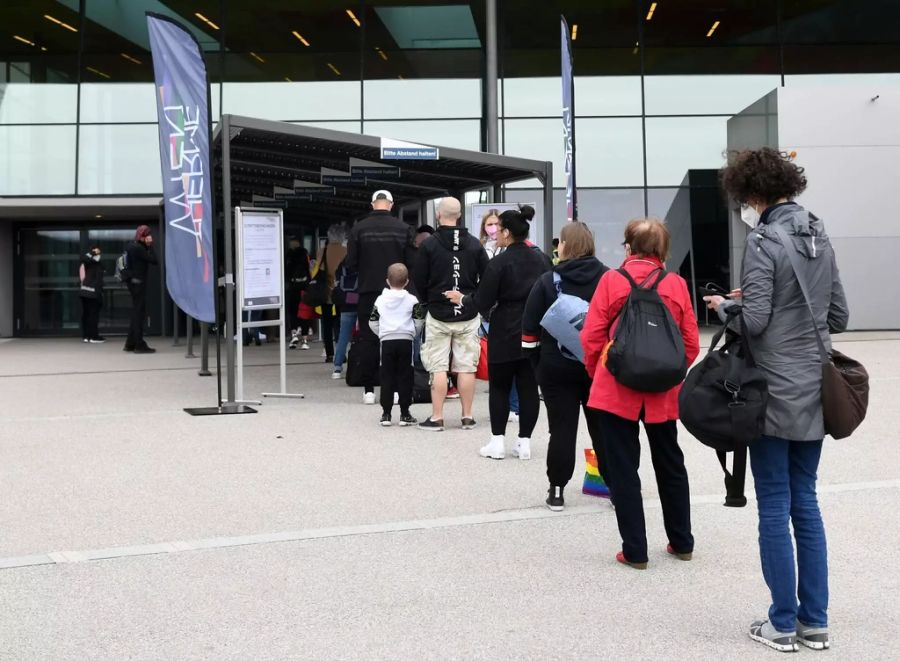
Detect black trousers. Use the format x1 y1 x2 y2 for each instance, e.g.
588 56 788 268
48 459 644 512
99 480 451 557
489 358 539 437
539 367 607 489
80 297 101 340
597 410 693 564
125 281 147 349
356 292 380 392
321 305 335 358
286 287 302 333
380 339 413 416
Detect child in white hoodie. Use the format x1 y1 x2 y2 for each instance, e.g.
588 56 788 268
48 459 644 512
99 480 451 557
369 263 425 426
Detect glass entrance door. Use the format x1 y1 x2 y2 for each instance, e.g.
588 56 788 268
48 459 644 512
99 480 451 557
15 224 162 337
19 229 81 335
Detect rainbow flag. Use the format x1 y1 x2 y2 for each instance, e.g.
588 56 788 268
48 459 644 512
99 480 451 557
582 448 610 498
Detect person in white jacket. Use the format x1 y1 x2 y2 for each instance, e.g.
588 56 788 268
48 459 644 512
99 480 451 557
369 263 425 426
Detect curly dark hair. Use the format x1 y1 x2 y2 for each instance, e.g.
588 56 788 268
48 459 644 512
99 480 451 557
720 147 807 205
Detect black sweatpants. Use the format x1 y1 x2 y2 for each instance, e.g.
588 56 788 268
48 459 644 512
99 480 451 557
538 366 607 489
125 281 147 349
489 358 539 437
80 297 101 340
356 292 380 392
380 339 413 416
321 305 335 358
597 410 693 564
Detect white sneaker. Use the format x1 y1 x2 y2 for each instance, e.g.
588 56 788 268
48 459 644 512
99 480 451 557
363 392 376 405
321 349 327 357
301 341 310 350
289 337 299 349
479 435 505 460
393 392 399 405
511 437 531 460
331 368 343 380
508 411 519 423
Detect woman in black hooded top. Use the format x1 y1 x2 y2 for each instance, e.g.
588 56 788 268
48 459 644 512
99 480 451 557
446 205 551 461
522 221 609 512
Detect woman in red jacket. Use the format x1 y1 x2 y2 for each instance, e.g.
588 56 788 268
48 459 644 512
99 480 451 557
581 219 700 570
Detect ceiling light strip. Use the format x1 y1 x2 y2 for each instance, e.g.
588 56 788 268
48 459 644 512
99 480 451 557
292 31 310 47
44 14 78 33
706 20 721 38
327 63 341 76
250 51 266 64
86 66 111 80
646 3 657 21
120 53 142 65
195 12 220 31
571 24 578 41
346 9 361 28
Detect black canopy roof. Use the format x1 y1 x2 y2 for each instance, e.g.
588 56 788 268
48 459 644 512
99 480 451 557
213 115 553 238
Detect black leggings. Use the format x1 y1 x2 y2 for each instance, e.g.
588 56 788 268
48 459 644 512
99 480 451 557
489 359 539 437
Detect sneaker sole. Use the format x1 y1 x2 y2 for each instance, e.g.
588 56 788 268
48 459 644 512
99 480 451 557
546 502 564 512
398 421 416 427
417 424 444 432
798 638 829 651
749 633 800 653
510 451 531 460
479 451 504 460
380 421 392 427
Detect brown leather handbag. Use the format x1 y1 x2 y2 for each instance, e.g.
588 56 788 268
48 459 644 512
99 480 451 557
773 225 870 439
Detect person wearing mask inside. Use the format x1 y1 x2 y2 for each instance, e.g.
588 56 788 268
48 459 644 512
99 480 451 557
446 205 550 460
522 222 608 511
79 245 105 344
123 225 158 354
480 210 502 259
706 148 848 653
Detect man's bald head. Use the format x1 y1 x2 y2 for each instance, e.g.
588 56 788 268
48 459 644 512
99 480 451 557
436 197 461 227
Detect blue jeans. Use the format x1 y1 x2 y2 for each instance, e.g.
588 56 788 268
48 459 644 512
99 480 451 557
509 380 519 414
333 311 356 370
749 435 828 632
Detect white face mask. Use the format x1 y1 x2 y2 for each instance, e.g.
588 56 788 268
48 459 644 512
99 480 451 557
92 254 101 262
740 203 761 228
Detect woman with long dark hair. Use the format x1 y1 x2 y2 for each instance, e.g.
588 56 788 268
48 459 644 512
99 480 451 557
445 205 551 460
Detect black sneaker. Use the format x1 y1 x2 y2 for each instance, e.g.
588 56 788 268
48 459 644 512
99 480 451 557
398 413 418 427
123 345 135 352
380 413 392 427
461 417 477 430
417 417 444 432
134 345 156 354
546 486 565 512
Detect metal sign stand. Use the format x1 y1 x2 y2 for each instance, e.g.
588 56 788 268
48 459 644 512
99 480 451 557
235 207 304 403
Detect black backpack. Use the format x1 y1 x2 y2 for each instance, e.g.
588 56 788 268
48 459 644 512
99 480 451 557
605 269 687 393
678 313 769 507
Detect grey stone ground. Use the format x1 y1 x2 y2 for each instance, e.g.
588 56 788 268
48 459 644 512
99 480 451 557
0 332 898 660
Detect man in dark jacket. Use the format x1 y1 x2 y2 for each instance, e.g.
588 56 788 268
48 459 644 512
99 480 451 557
345 190 416 403
124 225 158 353
79 246 105 343
413 197 488 431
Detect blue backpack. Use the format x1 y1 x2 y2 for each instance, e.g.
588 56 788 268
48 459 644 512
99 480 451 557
539 272 589 362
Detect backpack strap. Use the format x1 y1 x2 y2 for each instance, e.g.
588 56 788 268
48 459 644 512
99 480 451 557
718 444 748 508
616 267 664 290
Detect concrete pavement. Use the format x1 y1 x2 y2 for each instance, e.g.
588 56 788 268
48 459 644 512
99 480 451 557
1 333 898 659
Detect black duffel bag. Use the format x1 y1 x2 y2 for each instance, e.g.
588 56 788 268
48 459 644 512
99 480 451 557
679 311 768 507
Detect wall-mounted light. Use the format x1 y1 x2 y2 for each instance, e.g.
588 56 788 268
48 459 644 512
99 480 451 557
44 14 78 33
646 3 657 21
194 12 220 31
292 31 310 47
706 20 721 38
346 9 361 28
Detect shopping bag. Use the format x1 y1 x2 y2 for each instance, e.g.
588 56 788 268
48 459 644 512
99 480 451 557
582 448 610 498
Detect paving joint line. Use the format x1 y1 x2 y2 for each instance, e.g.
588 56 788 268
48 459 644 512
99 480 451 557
1 479 896 572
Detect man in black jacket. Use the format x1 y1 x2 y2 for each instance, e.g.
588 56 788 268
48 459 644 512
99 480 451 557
123 225 158 353
345 190 416 403
413 197 489 431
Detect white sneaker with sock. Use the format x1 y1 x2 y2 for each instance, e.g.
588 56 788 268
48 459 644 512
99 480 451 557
511 437 531 460
363 392 376 405
479 435 505 460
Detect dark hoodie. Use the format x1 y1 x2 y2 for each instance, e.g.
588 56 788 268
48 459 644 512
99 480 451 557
522 255 608 377
413 225 489 323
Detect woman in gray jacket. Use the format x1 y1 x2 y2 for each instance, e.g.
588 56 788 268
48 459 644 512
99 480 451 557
706 148 848 653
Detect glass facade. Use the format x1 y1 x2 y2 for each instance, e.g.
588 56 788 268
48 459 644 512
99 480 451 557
2 0 899 335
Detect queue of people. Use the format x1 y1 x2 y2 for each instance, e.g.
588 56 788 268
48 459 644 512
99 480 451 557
93 147 844 653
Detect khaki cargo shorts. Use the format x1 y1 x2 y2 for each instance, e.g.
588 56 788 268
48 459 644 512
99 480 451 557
421 314 481 374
